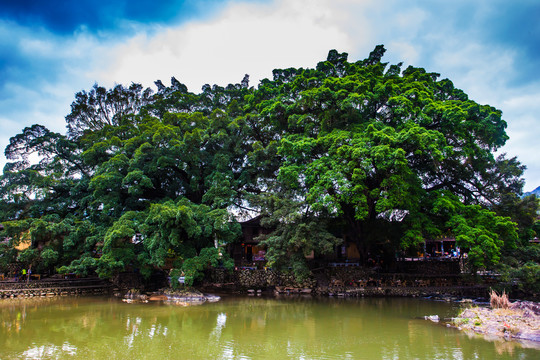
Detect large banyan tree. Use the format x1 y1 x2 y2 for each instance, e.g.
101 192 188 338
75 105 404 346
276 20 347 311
0 46 526 280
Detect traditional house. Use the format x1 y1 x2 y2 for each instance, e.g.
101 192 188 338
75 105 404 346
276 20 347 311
230 216 273 268
229 216 363 268
319 234 361 266
424 236 459 258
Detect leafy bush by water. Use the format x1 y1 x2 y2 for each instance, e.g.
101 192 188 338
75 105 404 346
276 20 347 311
170 247 233 288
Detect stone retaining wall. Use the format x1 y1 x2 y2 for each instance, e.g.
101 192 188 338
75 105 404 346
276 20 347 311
323 267 469 286
207 269 316 289
320 285 489 298
0 278 112 299
206 268 488 298
396 259 462 274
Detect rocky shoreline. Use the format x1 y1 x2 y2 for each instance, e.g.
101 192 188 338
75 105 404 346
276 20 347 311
120 288 221 305
452 300 540 343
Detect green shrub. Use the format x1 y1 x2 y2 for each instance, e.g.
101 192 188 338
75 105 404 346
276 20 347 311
170 247 234 288
513 261 540 294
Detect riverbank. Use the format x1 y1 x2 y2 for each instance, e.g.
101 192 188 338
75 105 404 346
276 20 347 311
203 267 503 299
1 269 533 305
120 288 220 305
0 277 111 298
201 281 491 300
453 300 540 343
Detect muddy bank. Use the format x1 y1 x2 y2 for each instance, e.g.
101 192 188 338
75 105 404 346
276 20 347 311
453 301 540 343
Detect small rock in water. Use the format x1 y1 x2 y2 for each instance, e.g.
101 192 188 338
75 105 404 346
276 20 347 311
205 295 221 302
425 315 439 322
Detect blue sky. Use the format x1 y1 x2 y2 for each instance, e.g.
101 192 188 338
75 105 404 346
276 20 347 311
1 0 539 190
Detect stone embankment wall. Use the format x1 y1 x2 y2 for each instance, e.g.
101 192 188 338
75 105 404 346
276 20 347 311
208 267 468 288
207 269 316 289
206 267 489 298
323 267 469 286
320 284 489 298
0 278 112 298
396 259 462 274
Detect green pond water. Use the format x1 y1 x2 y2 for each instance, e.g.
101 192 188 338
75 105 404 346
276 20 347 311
0 296 538 359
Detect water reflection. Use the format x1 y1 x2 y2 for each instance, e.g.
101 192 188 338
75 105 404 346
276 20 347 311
211 313 227 341
0 296 538 359
22 342 78 359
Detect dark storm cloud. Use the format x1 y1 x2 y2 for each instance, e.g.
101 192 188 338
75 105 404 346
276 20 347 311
0 0 228 35
0 32 50 81
486 3 540 85
0 23 64 116
0 0 238 117
402 0 540 87
1 0 109 34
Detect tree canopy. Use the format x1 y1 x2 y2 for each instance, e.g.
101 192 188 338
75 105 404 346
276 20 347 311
0 46 531 280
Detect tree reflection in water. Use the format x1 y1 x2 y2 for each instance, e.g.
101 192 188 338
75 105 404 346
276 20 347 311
0 296 538 359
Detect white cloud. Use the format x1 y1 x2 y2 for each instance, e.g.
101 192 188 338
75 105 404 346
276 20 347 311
430 43 517 103
94 0 356 91
0 23 114 170
497 88 540 185
423 40 540 189
386 41 420 65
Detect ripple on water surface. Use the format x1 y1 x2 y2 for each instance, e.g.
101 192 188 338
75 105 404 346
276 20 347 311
0 296 538 359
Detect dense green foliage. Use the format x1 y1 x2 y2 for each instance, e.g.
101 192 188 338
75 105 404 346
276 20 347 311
0 46 535 282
